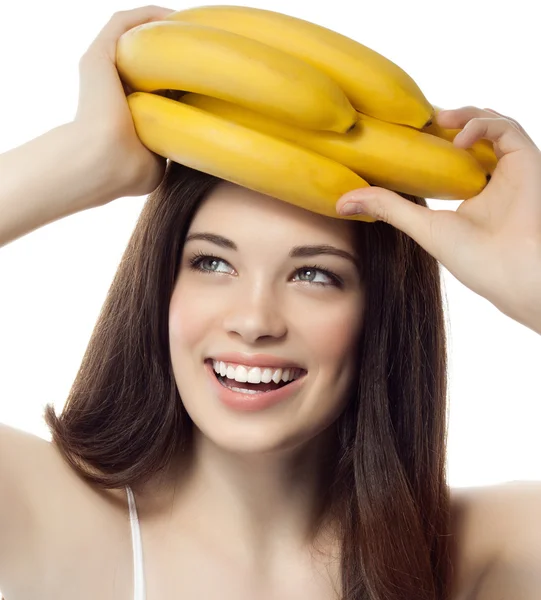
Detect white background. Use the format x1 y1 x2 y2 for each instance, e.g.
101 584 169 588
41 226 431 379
1 0 540 495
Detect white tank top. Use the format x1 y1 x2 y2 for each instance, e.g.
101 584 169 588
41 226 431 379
126 485 145 600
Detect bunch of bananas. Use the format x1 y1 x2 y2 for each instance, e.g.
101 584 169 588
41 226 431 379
116 5 497 223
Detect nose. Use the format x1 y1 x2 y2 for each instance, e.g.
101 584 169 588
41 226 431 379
222 280 287 344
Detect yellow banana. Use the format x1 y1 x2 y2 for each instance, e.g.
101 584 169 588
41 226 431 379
422 106 499 175
116 21 357 134
126 92 375 222
180 93 489 200
164 5 434 130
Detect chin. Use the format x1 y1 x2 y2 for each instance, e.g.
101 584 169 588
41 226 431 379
175 360 342 457
190 416 312 456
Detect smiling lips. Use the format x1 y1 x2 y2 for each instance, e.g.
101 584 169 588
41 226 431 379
211 359 304 386
204 359 306 410
207 351 306 370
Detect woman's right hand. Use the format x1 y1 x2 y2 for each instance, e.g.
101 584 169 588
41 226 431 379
74 5 177 200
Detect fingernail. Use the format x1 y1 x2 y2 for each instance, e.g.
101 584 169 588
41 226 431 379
339 202 366 216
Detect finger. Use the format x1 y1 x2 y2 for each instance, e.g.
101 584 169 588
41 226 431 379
484 108 511 119
453 116 530 158
483 108 537 146
438 106 537 148
436 105 499 127
337 187 443 252
437 106 513 130
76 6 175 123
483 108 522 130
87 6 177 62
336 186 487 277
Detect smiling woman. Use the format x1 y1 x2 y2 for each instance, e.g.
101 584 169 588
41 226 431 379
166 180 369 461
41 160 450 600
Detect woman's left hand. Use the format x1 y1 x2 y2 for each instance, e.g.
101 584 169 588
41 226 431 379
336 106 541 335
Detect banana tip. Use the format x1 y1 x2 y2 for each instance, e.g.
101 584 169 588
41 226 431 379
346 121 357 133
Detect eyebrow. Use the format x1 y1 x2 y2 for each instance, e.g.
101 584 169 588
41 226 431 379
185 232 361 269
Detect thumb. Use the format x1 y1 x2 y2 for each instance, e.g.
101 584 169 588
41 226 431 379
337 186 441 249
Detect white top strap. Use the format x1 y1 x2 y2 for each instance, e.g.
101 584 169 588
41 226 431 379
126 485 146 600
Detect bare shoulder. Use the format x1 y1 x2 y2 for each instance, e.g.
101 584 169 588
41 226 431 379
0 424 137 598
0 424 43 568
2 423 540 598
0 423 127 565
450 481 541 599
451 480 541 553
0 421 128 508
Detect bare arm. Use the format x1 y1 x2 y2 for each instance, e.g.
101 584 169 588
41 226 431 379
0 122 120 248
0 7 175 596
0 5 178 249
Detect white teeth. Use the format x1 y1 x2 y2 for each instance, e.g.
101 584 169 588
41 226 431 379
235 365 249 383
228 386 260 394
261 368 273 383
247 368 261 384
211 360 303 385
271 368 283 384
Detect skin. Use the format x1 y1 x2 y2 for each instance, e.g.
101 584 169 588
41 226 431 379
162 181 366 581
5 180 537 598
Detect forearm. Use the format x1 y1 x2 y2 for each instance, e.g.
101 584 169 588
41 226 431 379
502 300 541 336
0 122 116 248
521 308 541 336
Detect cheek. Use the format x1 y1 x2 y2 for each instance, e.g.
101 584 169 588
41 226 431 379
168 279 212 354
305 298 365 420
304 300 364 367
289 299 364 442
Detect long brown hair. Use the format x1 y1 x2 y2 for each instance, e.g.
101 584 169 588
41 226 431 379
43 159 453 600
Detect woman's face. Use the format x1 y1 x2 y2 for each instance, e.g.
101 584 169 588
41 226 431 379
169 181 366 454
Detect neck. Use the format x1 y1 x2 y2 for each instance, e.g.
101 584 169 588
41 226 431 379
138 423 341 570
